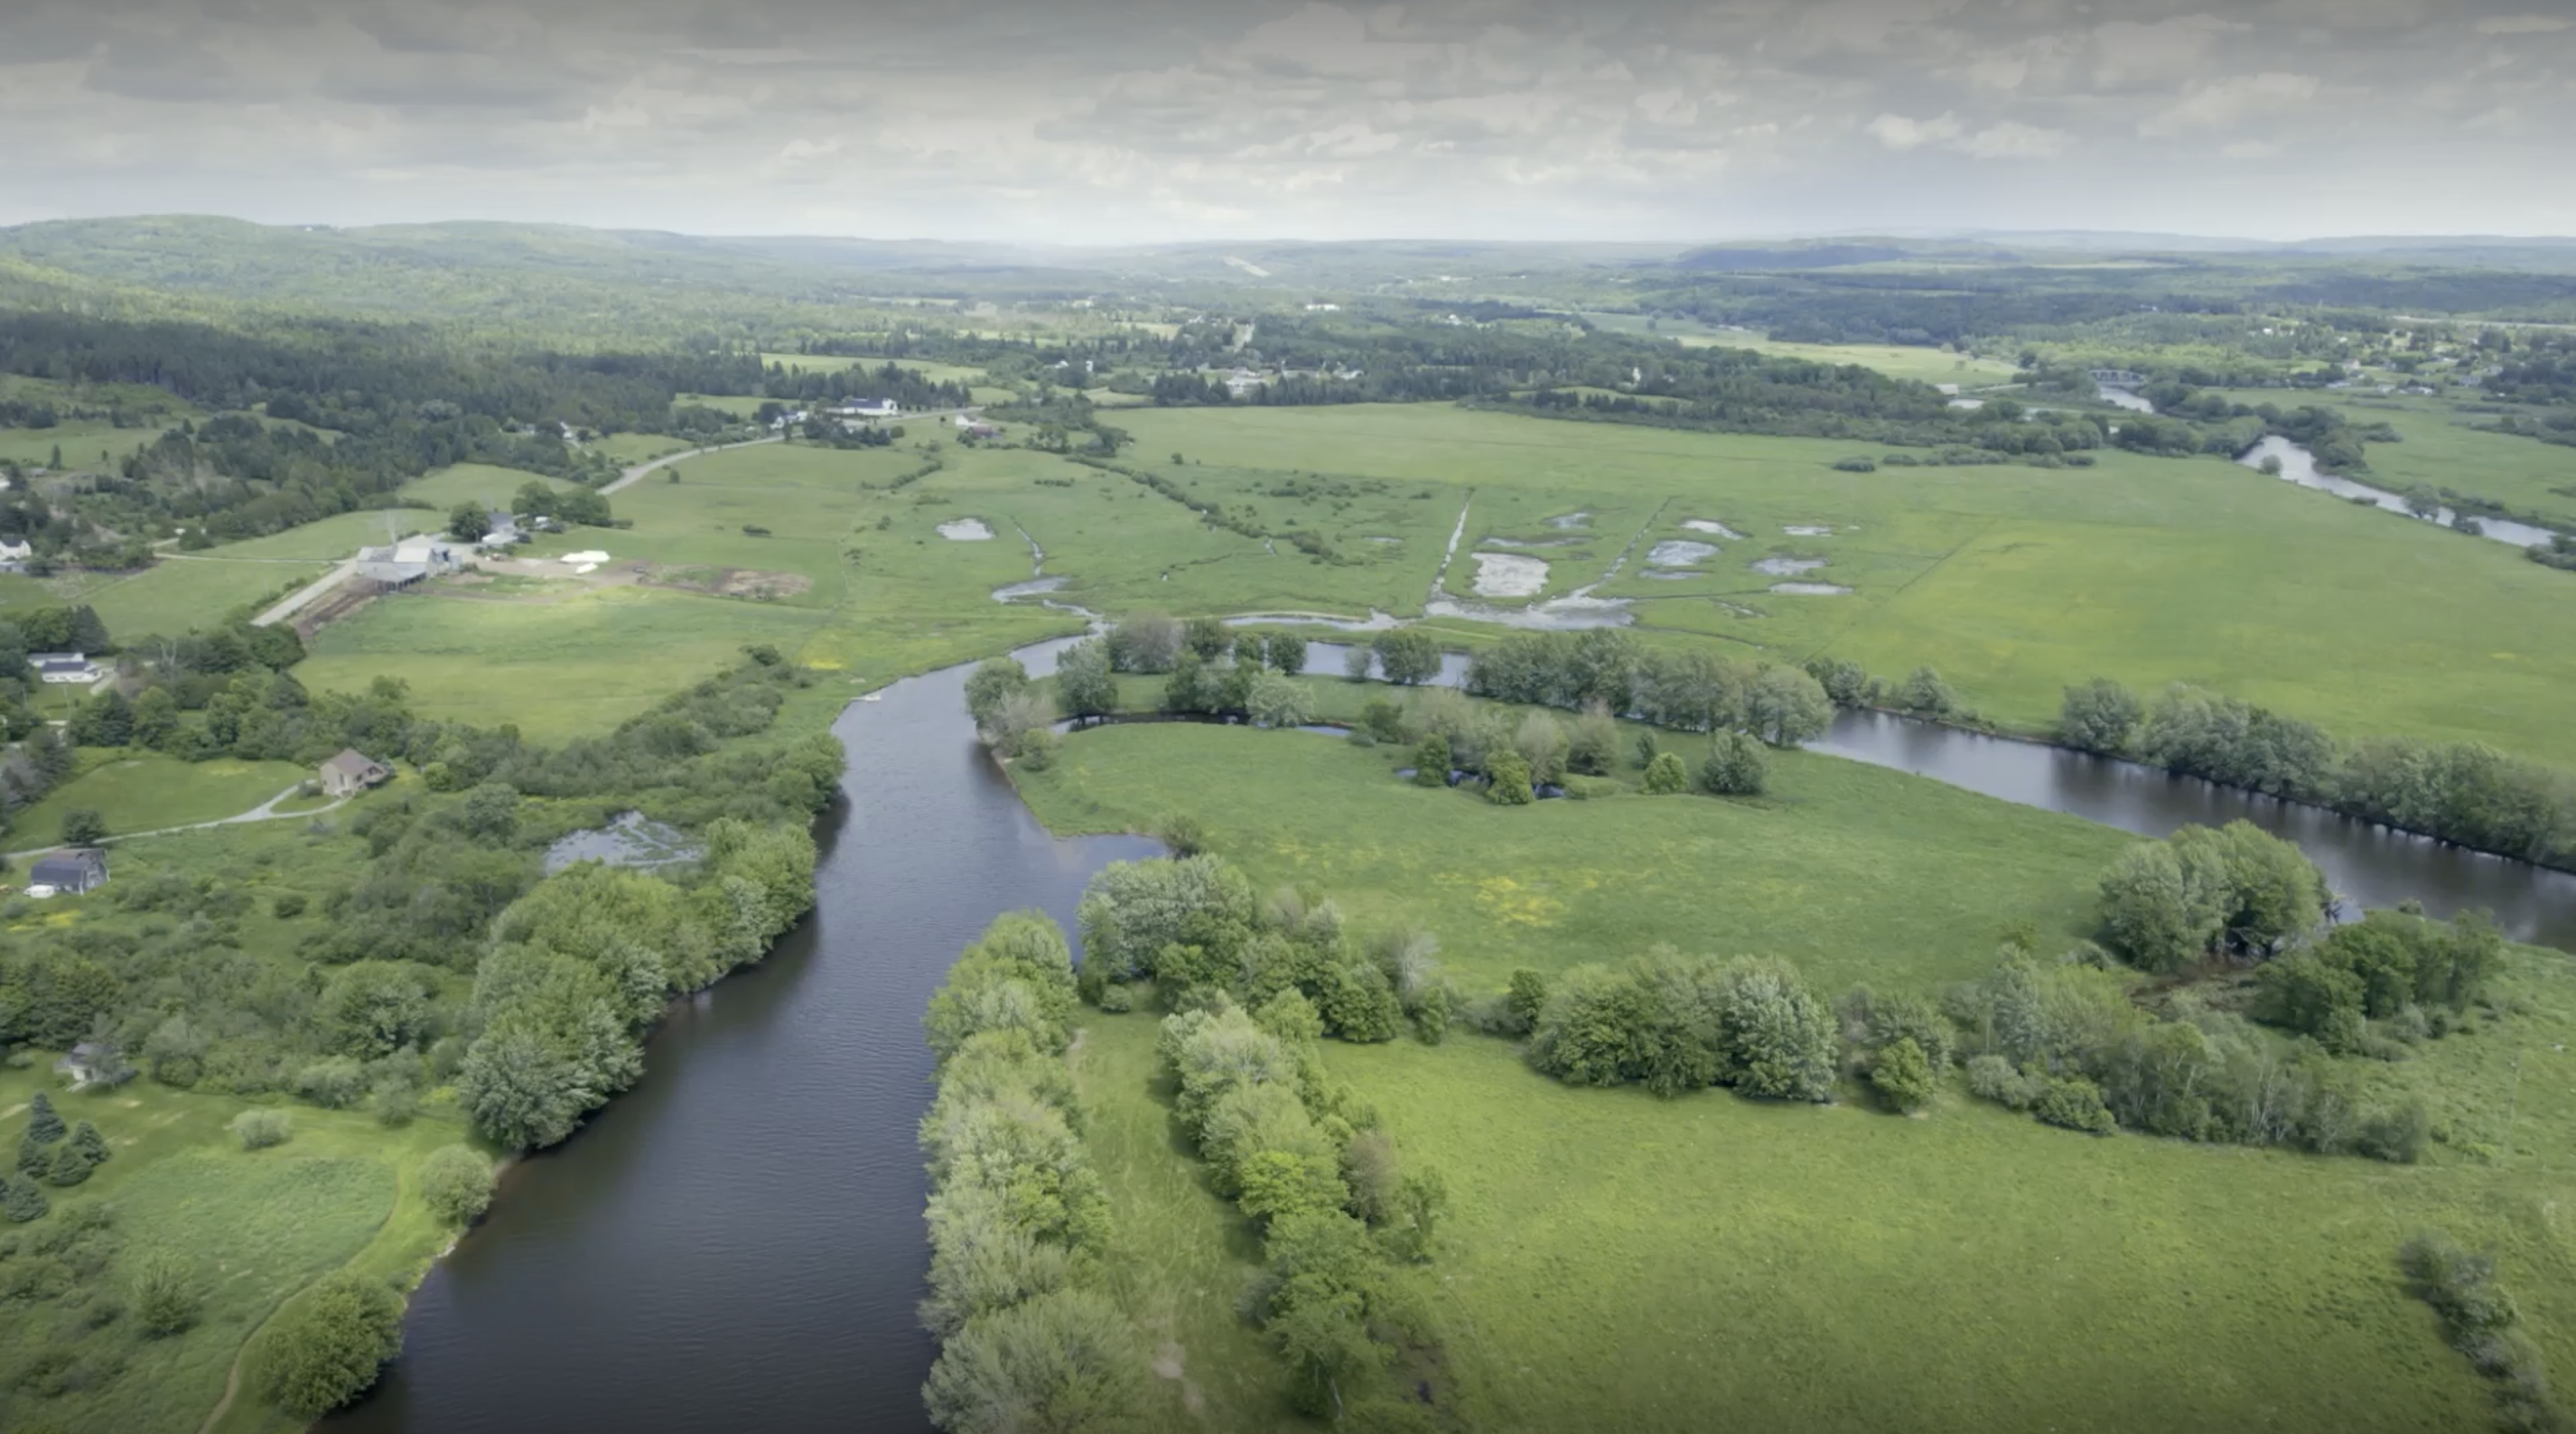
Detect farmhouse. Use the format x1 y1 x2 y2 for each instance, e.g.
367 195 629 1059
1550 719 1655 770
0 536 30 572
835 397 901 419
320 749 393 796
29 652 102 684
479 512 526 548
28 847 108 895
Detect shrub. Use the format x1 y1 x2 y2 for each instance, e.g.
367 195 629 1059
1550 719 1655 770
26 1092 65 1145
1870 1037 1937 1113
2059 678 2142 754
1699 732 1768 796
271 891 310 918
257 1271 407 1418
1411 734 1451 788
1832 457 1878 472
1158 814 1209 858
131 1249 203 1336
231 1108 294 1150
67 1121 107 1167
1642 750 1689 794
420 1145 498 1225
2032 1076 2116 1134
295 1057 369 1110
61 808 108 845
1484 750 1534 805
1503 969 1549 1033
1965 1054 2039 1110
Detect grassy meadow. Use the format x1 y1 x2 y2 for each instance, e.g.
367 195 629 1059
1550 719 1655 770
6 753 305 849
1018 712 2576 1433
1112 404 2576 768
1019 719 2129 993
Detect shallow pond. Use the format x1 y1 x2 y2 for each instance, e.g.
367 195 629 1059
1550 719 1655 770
1752 556 1826 576
935 518 995 541
1646 540 1720 567
1682 519 1745 539
1469 552 1550 597
542 812 703 876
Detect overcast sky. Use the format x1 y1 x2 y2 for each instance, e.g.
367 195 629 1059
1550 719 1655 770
1 0 2570 244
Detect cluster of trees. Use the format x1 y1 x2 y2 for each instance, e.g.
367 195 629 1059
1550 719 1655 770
2063 678 2576 868
2527 534 2576 573
917 912 1152 1433
1077 855 1460 1044
2095 822 2333 973
455 822 816 1149
1512 953 1839 1101
11 1093 111 1200
1466 629 1835 746
2258 910 2505 1054
0 655 839 1140
1158 994 1449 1420
254 1270 407 1419
1948 945 2434 1159
758 359 971 412
964 656 1060 768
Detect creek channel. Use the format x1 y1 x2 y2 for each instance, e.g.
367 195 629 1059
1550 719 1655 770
332 629 2572 1434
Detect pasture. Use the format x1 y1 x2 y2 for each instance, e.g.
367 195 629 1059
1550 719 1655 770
6 753 304 848
1112 405 2576 768
1022 716 2576 1433
1567 312 2022 387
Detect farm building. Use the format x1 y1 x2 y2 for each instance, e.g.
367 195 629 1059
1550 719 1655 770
28 847 108 895
320 749 394 796
28 652 101 684
0 536 30 572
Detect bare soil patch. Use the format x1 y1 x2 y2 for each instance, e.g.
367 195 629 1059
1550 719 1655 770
638 563 815 601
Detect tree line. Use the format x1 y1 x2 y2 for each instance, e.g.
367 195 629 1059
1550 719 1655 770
2062 677 2576 869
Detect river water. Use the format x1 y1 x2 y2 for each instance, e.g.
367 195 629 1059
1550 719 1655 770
2238 436 2559 549
327 638 1155 1434
329 633 2571 1433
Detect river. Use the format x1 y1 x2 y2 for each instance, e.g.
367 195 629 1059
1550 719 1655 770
2239 436 2560 549
330 633 2571 1433
327 637 1153 1434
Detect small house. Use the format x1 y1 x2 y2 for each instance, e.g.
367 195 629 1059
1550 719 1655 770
479 513 526 548
28 848 107 895
0 537 30 572
835 397 900 419
320 749 393 797
29 652 100 684
55 1041 131 1090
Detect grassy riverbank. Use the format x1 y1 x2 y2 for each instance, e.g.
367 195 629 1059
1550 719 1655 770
1013 714 2576 1431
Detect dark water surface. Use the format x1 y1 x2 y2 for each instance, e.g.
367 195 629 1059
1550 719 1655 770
330 639 1154 1434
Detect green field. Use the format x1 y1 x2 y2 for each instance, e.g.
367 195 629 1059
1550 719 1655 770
296 583 829 740
1021 713 2576 1433
1020 720 2128 992
6 753 306 850
0 1060 465 1434
396 462 580 513
1111 405 2576 769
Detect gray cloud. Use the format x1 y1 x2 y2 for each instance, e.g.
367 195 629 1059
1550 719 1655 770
0 0 2570 240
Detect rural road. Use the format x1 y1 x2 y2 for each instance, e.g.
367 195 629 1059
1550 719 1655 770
5 782 350 862
600 434 782 496
251 555 361 628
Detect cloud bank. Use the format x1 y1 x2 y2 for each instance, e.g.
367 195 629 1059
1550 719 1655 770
0 0 2569 241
